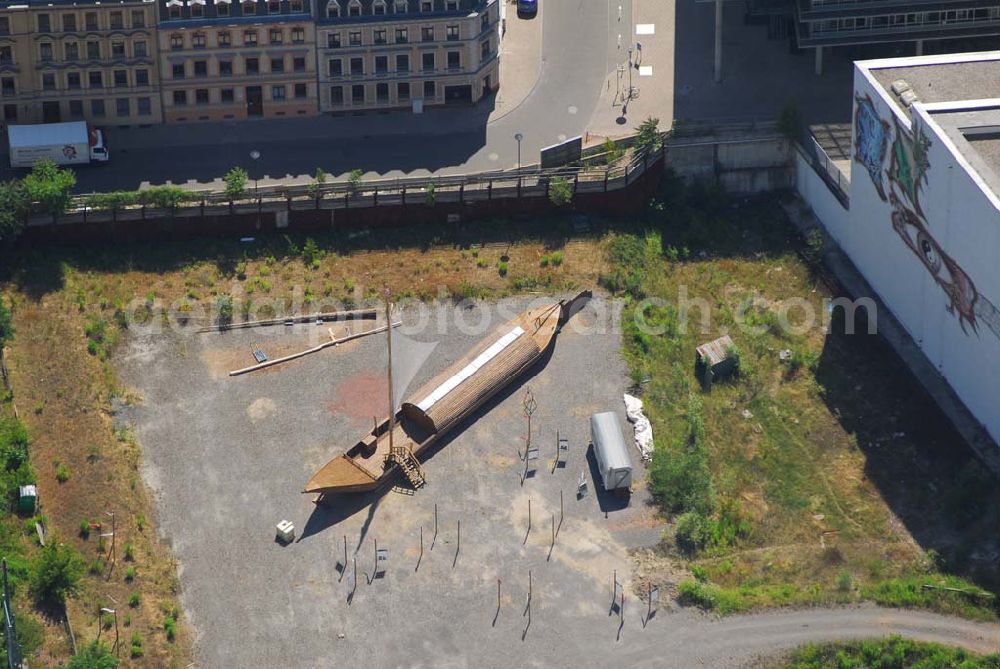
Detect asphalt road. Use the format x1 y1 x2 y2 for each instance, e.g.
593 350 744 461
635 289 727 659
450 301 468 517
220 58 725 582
62 0 621 193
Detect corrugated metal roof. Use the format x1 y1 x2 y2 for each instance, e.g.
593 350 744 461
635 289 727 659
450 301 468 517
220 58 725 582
696 334 735 367
590 412 631 472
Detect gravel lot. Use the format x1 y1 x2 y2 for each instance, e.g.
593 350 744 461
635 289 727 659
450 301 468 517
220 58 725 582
119 295 668 668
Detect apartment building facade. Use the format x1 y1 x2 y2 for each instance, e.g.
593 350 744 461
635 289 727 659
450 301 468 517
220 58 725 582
315 0 499 113
0 0 162 126
156 0 317 122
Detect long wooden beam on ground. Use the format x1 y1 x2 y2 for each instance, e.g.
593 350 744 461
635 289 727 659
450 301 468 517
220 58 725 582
198 308 377 333
228 321 401 377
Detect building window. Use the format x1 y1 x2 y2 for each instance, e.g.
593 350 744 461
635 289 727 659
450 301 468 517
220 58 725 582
423 80 435 98
221 87 234 103
173 90 187 105
397 81 409 100
350 57 363 75
394 0 407 13
348 0 361 17
328 59 342 76
169 4 181 19
40 43 54 62
349 31 361 46
330 85 343 104
242 0 256 15
0 17 8 35
191 2 204 17
480 39 490 58
131 10 145 28
270 28 283 44
171 34 184 50
85 12 97 30
134 41 148 58
67 72 81 89
272 84 286 100
110 11 123 29
217 2 231 17
373 0 386 15
69 100 84 117
422 27 434 42
293 56 305 72
194 60 208 77
218 31 232 47
327 32 341 48
270 56 284 72
87 41 100 59
219 60 233 76
114 69 128 87
193 33 206 48
351 84 364 103
244 31 258 46
291 27 304 43
172 63 185 79
112 41 125 57
422 52 434 71
446 0 457 9
375 55 387 73
1 78 14 95
65 42 79 61
267 0 280 14
0 46 9 65
138 97 151 115
421 0 432 11
327 0 340 18
91 99 105 117
116 98 130 116
42 73 56 91
88 71 103 88
136 69 149 85
245 57 259 74
290 0 303 11
395 53 409 71
63 14 76 32
446 25 459 40
376 82 388 102
38 14 50 32
447 51 460 69
374 28 387 45
395 28 408 43
294 82 306 98
195 88 209 104
481 12 489 31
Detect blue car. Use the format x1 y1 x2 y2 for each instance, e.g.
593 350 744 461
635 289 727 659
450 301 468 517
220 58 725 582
517 0 537 17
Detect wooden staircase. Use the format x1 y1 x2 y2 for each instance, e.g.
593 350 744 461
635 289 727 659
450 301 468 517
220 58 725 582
389 445 426 490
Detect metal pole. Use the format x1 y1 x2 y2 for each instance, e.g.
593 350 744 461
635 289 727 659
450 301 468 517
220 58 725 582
384 288 395 452
433 503 438 548
714 0 723 83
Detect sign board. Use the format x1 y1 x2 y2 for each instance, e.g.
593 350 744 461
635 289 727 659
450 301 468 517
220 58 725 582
577 472 588 497
526 447 539 461
540 135 583 169
377 549 389 563
650 587 660 605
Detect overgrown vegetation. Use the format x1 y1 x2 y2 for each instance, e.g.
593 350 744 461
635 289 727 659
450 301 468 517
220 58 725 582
548 176 574 207
30 540 85 606
779 636 1000 669
224 167 249 201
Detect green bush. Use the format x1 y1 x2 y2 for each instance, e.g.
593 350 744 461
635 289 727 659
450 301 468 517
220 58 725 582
30 541 84 605
216 295 234 328
79 520 91 539
22 159 76 217
0 417 35 504
223 166 249 200
498 261 509 277
124 566 136 582
124 542 135 561
0 298 14 349
137 186 193 209
164 616 177 642
635 117 663 153
55 463 70 483
301 237 321 268
784 636 1000 669
675 512 710 552
0 180 28 243
649 394 715 517
348 169 363 195
67 640 118 669
85 191 137 212
548 176 573 207
128 591 140 607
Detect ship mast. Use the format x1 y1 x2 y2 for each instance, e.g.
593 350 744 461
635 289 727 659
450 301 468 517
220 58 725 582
384 287 395 452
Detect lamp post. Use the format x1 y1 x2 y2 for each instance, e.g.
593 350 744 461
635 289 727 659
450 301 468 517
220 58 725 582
514 133 523 196
249 150 261 195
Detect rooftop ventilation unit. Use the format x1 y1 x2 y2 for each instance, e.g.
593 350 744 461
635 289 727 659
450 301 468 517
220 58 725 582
891 79 912 95
900 90 919 108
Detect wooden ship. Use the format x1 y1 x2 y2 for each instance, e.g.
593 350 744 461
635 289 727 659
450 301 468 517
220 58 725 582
303 291 591 497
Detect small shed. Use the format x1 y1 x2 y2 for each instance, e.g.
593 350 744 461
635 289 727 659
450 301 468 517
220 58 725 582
18 485 37 514
695 335 738 389
589 412 633 496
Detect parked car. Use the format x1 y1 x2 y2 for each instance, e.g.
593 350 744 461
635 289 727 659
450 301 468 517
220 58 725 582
517 0 538 17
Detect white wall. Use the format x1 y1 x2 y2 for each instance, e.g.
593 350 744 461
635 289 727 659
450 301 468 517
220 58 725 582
794 148 849 236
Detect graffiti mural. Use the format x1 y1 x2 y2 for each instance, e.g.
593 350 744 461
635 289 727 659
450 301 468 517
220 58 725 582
854 93 891 201
862 95 1000 341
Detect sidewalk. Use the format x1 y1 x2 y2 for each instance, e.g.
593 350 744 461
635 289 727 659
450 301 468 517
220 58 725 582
491 4 543 121
588 0 675 140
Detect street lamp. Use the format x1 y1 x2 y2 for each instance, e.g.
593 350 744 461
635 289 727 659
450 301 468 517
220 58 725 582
249 149 261 196
514 133 523 172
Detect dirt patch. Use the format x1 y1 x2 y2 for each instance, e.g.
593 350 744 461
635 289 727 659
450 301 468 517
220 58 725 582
328 372 388 421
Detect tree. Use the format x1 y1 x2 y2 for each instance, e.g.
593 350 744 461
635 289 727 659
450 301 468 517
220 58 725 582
306 168 327 200
425 182 437 207
0 298 12 349
21 159 76 217
635 117 663 153
548 176 573 207
0 181 28 243
223 167 249 201
67 640 118 669
30 541 84 605
347 169 363 196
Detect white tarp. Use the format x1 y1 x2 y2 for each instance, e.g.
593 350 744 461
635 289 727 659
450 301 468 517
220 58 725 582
623 394 653 462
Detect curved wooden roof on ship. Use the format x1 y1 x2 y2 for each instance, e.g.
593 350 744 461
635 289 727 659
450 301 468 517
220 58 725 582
401 301 563 435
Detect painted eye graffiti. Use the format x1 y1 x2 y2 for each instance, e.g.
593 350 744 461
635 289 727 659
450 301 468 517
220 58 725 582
916 231 941 273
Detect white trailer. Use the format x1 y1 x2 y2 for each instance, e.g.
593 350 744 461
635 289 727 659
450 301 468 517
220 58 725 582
7 121 109 168
590 412 633 496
